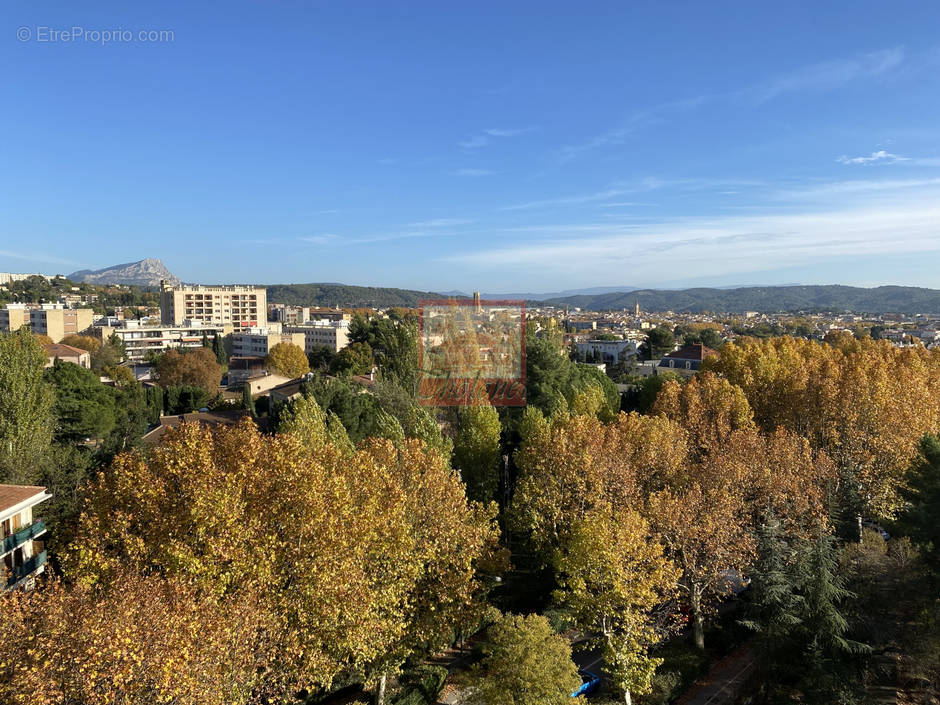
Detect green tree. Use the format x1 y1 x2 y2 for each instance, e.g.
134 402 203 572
211 333 228 366
265 342 310 378
307 344 336 372
242 383 257 416
91 335 124 372
462 613 583 705
331 341 375 377
145 385 164 425
454 404 502 503
739 514 804 698
643 328 675 359
796 530 869 703
0 329 54 483
895 433 940 571
45 360 117 443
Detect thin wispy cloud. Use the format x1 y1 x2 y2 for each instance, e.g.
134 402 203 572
837 150 909 165
458 136 488 149
775 177 940 201
444 191 940 284
484 127 537 137
0 249 84 267
746 47 905 103
559 48 906 162
408 218 472 227
450 168 494 176
501 188 630 211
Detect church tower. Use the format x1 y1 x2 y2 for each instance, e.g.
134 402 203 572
634 297 640 317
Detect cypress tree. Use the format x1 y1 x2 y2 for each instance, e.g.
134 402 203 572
242 383 256 416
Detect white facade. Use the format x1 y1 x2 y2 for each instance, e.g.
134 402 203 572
283 320 350 353
99 320 226 362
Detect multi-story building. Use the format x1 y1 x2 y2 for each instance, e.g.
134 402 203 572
0 304 29 333
231 328 306 357
1 304 94 342
284 320 351 353
160 281 266 328
97 319 229 362
1 484 50 591
29 305 95 343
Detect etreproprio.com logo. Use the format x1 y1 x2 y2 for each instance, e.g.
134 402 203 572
17 26 175 44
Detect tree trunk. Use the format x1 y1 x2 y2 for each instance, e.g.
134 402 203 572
691 587 705 651
375 673 386 705
624 689 633 705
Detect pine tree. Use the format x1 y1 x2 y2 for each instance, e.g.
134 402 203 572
740 514 803 698
201 332 210 348
795 529 869 703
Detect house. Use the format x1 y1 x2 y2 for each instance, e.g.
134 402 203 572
141 409 253 445
576 339 639 365
43 343 91 369
657 343 718 377
1 484 50 591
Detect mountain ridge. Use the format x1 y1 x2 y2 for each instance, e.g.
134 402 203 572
69 258 180 287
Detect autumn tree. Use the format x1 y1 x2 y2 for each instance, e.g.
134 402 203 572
266 341 310 378
0 328 55 483
0 570 275 705
67 420 500 699
647 481 754 651
707 336 940 518
511 410 688 558
461 613 583 705
554 508 679 705
454 402 502 503
154 347 222 391
60 333 101 352
651 371 755 459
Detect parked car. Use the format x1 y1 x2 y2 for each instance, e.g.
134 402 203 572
861 518 890 540
571 670 601 697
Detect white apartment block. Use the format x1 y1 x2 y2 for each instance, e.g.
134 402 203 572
283 320 350 353
98 320 229 362
160 281 266 328
1 485 50 591
231 328 306 357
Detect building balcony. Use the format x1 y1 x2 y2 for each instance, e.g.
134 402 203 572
1 519 46 555
5 550 47 590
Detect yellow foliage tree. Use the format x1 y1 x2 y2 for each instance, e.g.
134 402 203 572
265 341 310 378
67 420 500 698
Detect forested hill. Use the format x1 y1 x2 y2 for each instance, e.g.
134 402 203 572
541 285 940 314
265 283 444 308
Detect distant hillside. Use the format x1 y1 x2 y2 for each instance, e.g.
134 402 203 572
266 283 445 308
69 258 179 288
542 285 940 314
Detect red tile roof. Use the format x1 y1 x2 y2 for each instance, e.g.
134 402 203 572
0 485 48 514
44 343 90 358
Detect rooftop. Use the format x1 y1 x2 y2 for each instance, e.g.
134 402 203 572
0 485 48 515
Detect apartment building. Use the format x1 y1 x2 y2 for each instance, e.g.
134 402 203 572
0 304 94 342
0 304 29 333
98 319 229 362
1 485 50 591
160 281 266 328
284 320 350 353
30 305 95 343
231 328 306 357
269 304 350 325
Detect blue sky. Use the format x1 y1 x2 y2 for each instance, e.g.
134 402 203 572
3 1 940 293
